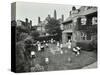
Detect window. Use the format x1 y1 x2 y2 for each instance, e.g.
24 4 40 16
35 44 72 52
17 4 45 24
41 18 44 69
81 32 87 40
86 34 91 40
81 17 87 25
81 32 91 40
92 17 97 25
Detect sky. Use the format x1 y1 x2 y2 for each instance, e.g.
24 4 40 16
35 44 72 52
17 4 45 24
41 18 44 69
16 2 81 26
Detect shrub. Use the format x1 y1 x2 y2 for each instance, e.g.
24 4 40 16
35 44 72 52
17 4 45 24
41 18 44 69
76 42 91 51
16 42 30 72
89 39 97 52
31 31 40 39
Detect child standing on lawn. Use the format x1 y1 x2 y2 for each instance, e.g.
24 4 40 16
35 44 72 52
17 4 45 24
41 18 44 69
68 40 71 49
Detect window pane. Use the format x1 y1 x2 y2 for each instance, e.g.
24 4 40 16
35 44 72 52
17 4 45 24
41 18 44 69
81 17 87 25
92 17 97 25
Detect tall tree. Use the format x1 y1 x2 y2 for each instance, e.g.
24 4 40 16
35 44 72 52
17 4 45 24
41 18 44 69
45 18 62 41
45 18 61 35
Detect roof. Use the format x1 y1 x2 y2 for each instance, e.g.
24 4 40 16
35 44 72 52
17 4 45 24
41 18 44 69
62 7 97 24
62 17 73 24
79 7 97 16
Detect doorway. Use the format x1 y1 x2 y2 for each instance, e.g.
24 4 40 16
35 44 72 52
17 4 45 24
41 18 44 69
67 33 72 41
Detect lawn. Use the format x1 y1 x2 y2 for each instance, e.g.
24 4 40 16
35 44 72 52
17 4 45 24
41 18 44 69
33 44 97 71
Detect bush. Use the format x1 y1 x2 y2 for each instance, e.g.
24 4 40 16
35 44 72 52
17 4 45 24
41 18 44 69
24 39 38 52
76 42 91 51
16 32 28 42
89 39 97 52
76 40 97 51
30 64 44 72
31 31 39 39
16 42 30 72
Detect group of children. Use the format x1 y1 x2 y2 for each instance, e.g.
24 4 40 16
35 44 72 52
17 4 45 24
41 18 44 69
30 39 81 64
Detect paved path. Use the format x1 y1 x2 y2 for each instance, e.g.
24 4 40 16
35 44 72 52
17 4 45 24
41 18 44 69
82 62 97 69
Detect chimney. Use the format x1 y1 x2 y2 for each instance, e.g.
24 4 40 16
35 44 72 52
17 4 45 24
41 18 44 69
30 20 32 26
54 10 57 19
62 14 64 21
38 17 41 24
25 18 28 26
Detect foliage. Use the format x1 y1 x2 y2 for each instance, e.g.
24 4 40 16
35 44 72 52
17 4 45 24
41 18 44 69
16 26 30 42
24 39 38 52
76 42 90 51
16 39 38 72
45 18 62 41
30 64 44 72
17 26 30 33
31 31 40 39
45 18 61 35
16 42 30 72
76 37 97 52
16 32 28 42
89 35 97 52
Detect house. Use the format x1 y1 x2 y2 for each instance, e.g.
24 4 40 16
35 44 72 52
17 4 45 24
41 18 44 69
62 6 97 46
36 17 48 37
16 18 32 31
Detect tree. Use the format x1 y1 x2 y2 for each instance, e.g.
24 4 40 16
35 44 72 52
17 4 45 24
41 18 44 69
45 18 62 40
31 31 40 39
45 18 61 34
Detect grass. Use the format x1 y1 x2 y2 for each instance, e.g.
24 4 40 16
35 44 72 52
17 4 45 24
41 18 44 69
34 44 97 71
